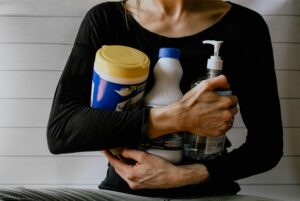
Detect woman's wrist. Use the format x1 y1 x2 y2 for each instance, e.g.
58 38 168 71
179 164 210 186
147 102 183 139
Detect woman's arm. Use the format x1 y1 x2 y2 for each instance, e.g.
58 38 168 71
47 7 150 154
202 13 283 183
104 148 209 190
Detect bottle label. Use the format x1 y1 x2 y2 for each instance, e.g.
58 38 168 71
141 133 183 151
215 90 232 96
183 133 205 160
183 134 225 160
91 70 147 111
204 135 226 155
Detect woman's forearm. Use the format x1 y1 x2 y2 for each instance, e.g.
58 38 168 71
178 164 210 186
147 103 182 139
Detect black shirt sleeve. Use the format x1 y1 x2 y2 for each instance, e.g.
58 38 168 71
46 7 149 154
203 13 283 182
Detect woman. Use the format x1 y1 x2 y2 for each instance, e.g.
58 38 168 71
0 0 283 200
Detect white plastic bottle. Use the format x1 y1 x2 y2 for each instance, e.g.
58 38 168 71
183 40 231 160
143 47 184 164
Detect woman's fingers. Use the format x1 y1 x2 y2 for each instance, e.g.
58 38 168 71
104 150 131 172
120 148 146 163
197 75 230 92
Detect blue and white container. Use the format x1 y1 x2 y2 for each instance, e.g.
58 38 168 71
91 45 150 112
91 45 150 156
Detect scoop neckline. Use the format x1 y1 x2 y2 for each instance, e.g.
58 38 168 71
117 1 234 40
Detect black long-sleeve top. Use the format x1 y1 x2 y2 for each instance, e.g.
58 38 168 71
47 1 283 197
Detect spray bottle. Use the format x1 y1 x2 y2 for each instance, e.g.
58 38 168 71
183 40 231 160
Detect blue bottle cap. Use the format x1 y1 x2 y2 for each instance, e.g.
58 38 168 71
158 48 181 59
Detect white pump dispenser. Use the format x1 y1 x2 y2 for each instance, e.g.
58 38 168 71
183 40 230 160
203 40 224 76
202 40 229 159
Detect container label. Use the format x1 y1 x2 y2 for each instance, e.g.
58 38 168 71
91 70 146 111
141 133 183 151
216 90 232 96
204 135 226 155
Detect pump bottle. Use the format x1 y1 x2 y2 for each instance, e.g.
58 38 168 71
142 47 184 164
183 40 231 160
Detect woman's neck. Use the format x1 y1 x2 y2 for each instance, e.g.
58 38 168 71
128 0 222 17
125 0 231 38
142 0 185 18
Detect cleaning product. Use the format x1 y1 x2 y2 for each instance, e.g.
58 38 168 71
142 47 184 164
91 45 150 155
183 40 231 160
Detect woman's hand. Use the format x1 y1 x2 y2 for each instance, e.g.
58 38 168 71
178 75 238 136
104 149 209 190
148 75 238 139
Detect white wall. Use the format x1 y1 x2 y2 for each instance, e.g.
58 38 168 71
0 0 299 200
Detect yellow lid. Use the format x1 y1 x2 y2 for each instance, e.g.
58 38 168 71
94 45 150 78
